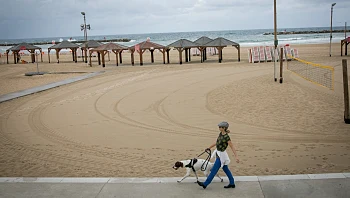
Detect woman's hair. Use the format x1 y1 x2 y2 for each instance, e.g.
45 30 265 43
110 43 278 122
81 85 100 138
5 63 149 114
224 127 230 133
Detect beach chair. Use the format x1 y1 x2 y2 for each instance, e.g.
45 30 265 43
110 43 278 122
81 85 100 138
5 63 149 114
265 46 273 62
248 49 252 63
191 48 200 56
252 46 260 63
291 48 299 58
259 46 266 62
284 45 292 61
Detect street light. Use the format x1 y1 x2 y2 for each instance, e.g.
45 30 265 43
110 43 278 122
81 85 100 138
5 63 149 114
273 0 278 81
330 3 336 57
81 12 90 64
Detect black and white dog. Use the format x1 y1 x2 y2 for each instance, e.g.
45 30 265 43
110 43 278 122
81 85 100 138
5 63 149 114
173 158 224 183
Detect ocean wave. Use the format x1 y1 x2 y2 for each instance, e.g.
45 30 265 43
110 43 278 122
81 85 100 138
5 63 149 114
279 38 303 41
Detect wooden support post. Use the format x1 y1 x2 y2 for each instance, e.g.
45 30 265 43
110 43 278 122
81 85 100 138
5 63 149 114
218 48 221 63
48 49 51 63
115 50 119 66
81 49 84 62
185 49 188 62
343 59 350 124
238 46 241 62
161 49 165 64
40 50 43 62
72 49 75 61
279 47 284 83
204 48 207 60
341 41 343 56
14 51 16 64
166 49 170 64
75 49 77 63
150 49 154 63
139 50 144 66
98 52 101 65
6 51 9 64
200 48 203 63
89 51 92 66
119 51 123 64
189 49 191 62
346 42 348 55
84 48 87 63
131 51 135 66
108 51 110 61
179 48 183 65
56 50 60 63
102 51 106 67
31 50 35 63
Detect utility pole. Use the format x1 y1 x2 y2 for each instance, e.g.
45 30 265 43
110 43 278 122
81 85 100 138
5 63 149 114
81 12 91 64
274 0 278 81
329 3 336 57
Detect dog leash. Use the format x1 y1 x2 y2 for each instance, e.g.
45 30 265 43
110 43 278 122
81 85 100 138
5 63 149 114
197 149 211 171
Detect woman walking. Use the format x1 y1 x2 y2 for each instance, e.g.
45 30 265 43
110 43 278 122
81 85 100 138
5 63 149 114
197 121 239 189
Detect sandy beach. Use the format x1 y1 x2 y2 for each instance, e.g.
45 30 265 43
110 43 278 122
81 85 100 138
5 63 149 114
0 43 349 178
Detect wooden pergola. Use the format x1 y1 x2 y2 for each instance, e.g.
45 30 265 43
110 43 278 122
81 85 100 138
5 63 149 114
129 40 169 66
79 40 102 62
203 37 240 63
6 43 42 64
341 37 350 56
167 39 199 64
194 36 213 63
89 42 128 67
48 41 80 63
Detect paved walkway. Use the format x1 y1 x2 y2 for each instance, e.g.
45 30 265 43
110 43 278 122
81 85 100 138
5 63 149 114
0 173 349 198
0 71 104 103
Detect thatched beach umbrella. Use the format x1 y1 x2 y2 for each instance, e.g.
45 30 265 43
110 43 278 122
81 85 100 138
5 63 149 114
129 40 169 66
167 39 199 64
89 42 128 67
6 43 42 64
79 40 102 62
194 36 213 62
48 41 80 63
203 37 240 63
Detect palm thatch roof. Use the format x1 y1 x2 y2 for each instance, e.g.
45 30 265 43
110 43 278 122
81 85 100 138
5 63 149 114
194 36 213 45
91 42 128 51
7 42 41 51
130 40 166 50
80 40 103 49
167 39 198 48
49 40 80 49
204 37 239 47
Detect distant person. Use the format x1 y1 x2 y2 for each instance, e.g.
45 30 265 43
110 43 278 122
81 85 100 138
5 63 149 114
197 121 239 189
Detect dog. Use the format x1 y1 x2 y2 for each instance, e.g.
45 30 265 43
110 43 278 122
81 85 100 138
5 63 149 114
173 158 224 183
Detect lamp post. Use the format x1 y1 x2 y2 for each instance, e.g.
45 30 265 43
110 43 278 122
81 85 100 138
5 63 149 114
81 12 91 64
329 3 336 57
273 0 278 81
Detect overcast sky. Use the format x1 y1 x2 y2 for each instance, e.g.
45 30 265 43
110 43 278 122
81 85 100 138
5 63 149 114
0 0 349 39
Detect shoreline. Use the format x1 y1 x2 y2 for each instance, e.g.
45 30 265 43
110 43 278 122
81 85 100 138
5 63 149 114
263 29 349 35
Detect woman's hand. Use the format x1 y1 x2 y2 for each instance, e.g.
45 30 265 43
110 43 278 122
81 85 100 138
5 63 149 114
235 158 240 163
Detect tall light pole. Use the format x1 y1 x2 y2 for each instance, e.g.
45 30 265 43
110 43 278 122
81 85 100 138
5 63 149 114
273 0 278 81
81 12 90 63
329 3 336 57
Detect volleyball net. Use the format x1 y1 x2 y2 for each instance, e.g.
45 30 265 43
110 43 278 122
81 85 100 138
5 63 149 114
286 55 334 90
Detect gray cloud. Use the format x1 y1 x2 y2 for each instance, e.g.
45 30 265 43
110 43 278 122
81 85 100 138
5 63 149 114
0 0 349 39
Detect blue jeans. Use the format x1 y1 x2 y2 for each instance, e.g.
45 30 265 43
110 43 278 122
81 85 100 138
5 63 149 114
203 157 235 187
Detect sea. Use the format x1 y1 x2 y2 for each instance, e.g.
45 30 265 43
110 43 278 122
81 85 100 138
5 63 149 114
0 26 348 54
